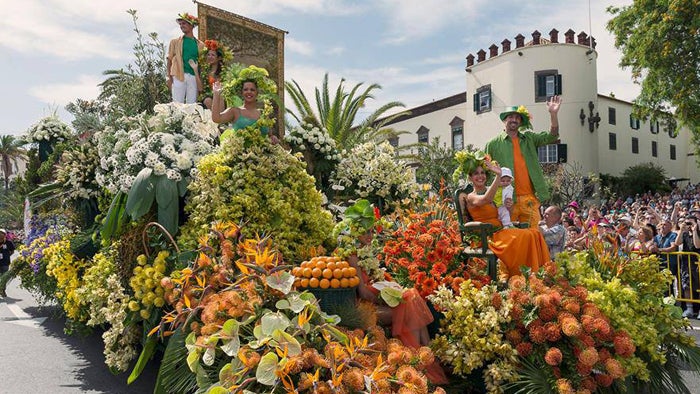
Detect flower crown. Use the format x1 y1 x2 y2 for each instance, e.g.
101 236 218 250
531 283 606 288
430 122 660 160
202 39 233 63
516 105 533 130
221 63 278 107
452 149 492 182
177 13 198 26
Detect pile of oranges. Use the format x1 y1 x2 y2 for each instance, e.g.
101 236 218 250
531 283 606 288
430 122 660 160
292 256 360 289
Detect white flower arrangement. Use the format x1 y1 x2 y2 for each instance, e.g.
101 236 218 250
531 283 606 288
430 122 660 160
55 139 101 200
284 122 340 162
94 103 219 194
25 115 73 143
330 141 417 202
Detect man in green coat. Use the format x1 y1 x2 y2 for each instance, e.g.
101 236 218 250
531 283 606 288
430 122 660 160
485 96 561 228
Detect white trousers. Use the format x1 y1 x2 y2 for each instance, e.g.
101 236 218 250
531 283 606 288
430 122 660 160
171 73 198 104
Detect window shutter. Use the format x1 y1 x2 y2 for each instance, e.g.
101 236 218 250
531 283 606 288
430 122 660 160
557 143 567 163
629 114 633 128
537 75 546 97
555 74 562 95
473 93 479 112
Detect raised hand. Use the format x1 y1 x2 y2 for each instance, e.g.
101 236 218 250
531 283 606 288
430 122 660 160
546 95 561 113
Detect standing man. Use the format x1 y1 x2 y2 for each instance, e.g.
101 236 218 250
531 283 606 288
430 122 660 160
167 12 205 104
485 96 561 228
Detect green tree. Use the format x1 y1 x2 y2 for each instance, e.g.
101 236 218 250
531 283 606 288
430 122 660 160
414 137 468 194
0 135 27 189
98 9 169 119
285 73 409 150
607 1 700 143
618 162 670 196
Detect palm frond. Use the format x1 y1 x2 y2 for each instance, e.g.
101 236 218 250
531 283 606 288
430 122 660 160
155 329 197 394
503 357 555 394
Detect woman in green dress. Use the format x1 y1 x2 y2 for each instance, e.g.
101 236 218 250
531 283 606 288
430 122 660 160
211 80 269 140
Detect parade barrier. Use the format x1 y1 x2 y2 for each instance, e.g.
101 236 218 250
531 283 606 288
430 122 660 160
657 251 700 306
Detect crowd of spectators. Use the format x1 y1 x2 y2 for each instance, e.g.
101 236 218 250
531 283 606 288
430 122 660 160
549 183 700 318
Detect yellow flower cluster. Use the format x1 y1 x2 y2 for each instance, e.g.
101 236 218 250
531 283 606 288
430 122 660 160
45 239 89 322
429 281 518 392
128 251 169 320
74 246 118 326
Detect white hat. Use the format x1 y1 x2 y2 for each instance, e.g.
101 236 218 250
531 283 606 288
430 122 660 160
500 167 513 178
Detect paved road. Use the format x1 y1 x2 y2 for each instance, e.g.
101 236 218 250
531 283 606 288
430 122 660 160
1 273 699 393
0 278 156 394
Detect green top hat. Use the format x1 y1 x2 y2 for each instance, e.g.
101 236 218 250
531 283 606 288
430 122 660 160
499 105 533 130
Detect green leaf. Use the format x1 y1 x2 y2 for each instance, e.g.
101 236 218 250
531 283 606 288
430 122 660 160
260 312 290 337
177 177 190 197
127 334 158 384
186 349 201 373
255 352 279 386
266 271 295 295
271 329 302 356
101 191 127 241
275 293 310 313
157 195 179 236
206 385 230 394
156 175 177 210
379 287 404 308
220 319 240 356
125 167 155 220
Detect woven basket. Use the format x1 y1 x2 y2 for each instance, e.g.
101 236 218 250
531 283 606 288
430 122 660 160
307 286 357 315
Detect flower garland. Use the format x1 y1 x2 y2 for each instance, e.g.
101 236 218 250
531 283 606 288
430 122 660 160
94 102 219 194
25 114 73 143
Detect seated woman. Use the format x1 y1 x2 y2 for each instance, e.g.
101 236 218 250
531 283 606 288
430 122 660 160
461 160 550 277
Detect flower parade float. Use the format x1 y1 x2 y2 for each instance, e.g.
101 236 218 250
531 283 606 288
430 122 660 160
3 60 700 394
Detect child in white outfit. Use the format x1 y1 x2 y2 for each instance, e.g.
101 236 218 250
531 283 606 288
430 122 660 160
496 167 514 227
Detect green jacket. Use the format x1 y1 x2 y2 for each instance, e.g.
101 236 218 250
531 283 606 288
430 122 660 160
485 130 558 201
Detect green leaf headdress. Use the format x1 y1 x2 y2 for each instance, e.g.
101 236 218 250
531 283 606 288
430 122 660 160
221 64 278 108
452 149 490 183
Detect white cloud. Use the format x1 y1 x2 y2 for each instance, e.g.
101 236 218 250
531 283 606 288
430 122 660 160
327 46 346 56
286 38 315 56
28 75 102 107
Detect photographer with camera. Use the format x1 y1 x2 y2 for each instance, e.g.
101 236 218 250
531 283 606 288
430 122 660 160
671 214 700 318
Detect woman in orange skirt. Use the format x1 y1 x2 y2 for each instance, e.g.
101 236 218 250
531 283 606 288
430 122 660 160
462 160 550 277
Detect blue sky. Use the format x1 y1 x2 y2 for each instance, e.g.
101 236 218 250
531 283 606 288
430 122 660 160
0 0 637 136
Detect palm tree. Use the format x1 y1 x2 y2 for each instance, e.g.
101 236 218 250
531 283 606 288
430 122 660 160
0 135 27 189
285 73 410 150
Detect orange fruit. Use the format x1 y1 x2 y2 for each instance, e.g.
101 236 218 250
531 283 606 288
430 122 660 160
322 268 333 279
319 278 330 289
337 261 348 269
340 278 349 288
326 262 336 271
309 277 320 288
330 256 340 262
291 267 301 277
330 278 341 288
342 267 352 278
300 278 309 288
349 276 360 287
311 267 323 278
332 269 344 279
302 267 312 278
347 267 357 277
301 261 309 269
315 260 327 270
293 278 301 288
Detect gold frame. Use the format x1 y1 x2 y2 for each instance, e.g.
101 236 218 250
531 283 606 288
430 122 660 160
196 1 287 135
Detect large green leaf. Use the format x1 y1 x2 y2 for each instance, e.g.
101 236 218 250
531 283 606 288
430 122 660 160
220 319 241 356
101 191 127 241
127 334 158 384
255 352 279 386
260 312 290 337
266 271 295 295
271 329 302 356
125 167 155 220
156 176 179 235
154 329 197 394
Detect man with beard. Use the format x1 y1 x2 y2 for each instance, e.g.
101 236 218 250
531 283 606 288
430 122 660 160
485 96 561 228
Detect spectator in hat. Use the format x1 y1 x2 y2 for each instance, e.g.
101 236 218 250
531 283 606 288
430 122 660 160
485 96 561 228
167 12 206 104
566 201 580 220
495 167 515 228
0 228 15 276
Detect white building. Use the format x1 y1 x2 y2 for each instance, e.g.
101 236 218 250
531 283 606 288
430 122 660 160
385 28 699 184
